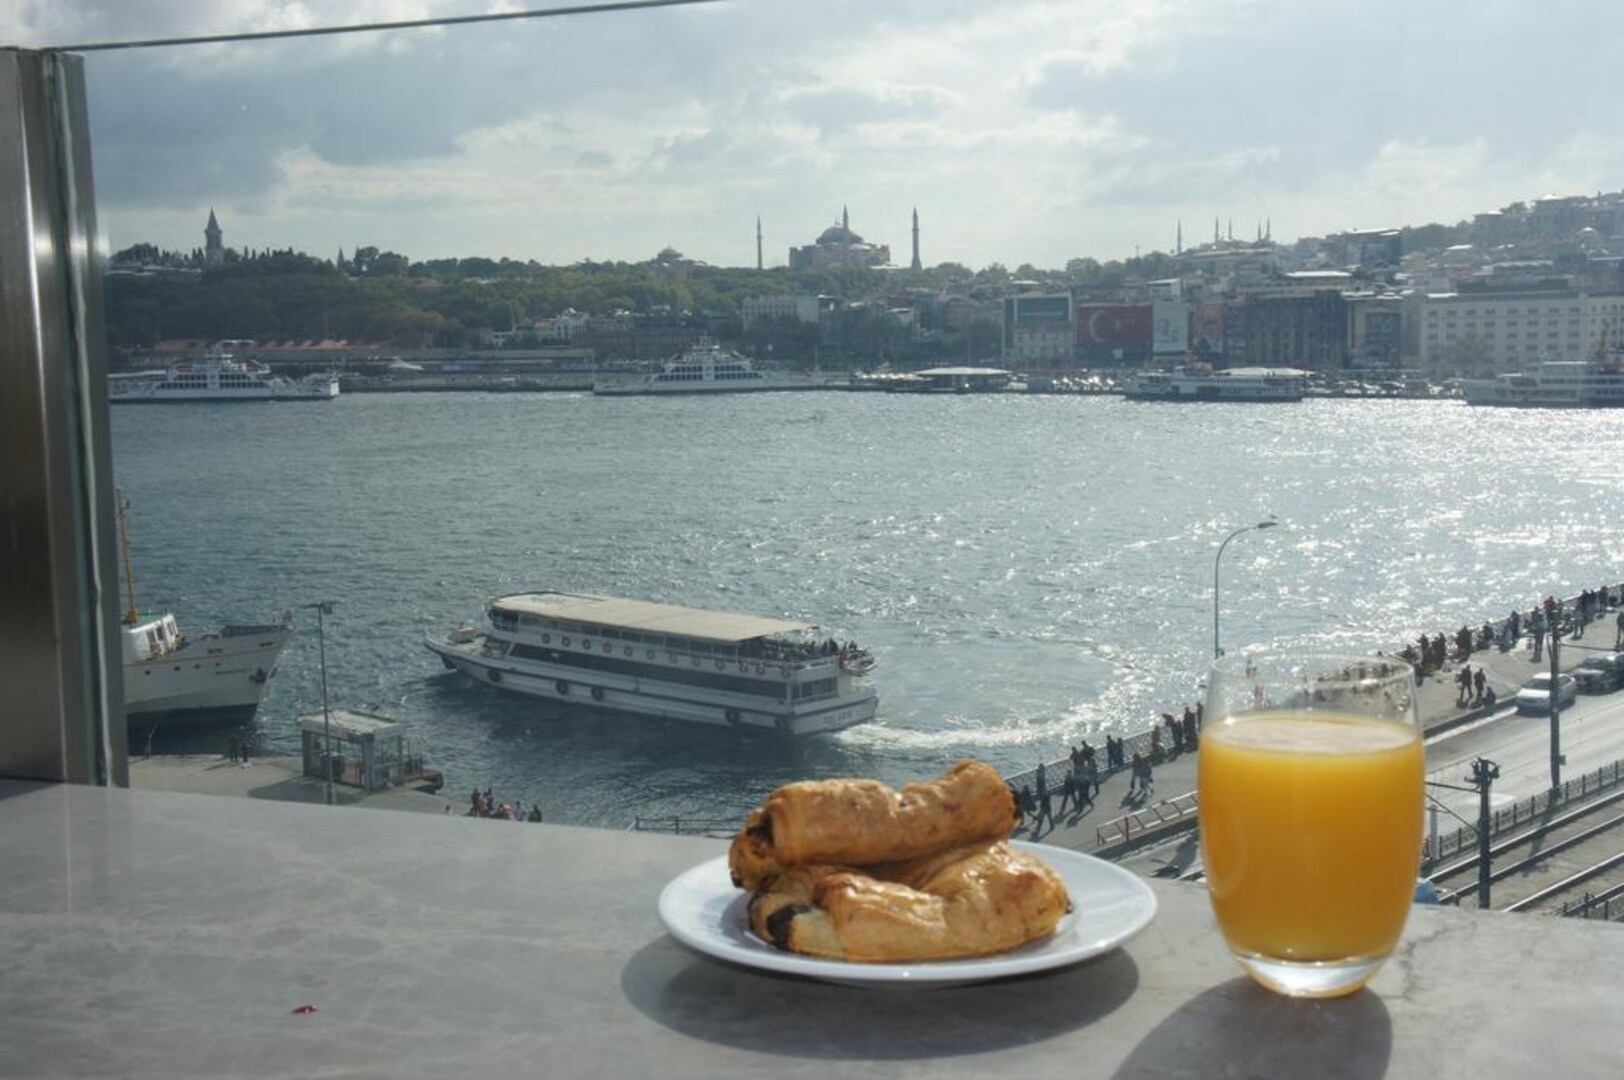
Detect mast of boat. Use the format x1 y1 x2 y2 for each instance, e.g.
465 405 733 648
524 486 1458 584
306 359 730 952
116 488 138 625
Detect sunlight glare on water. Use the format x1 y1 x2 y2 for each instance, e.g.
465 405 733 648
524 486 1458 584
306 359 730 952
112 393 1624 822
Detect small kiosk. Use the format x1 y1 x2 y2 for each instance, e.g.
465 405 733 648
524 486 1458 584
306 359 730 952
299 708 432 793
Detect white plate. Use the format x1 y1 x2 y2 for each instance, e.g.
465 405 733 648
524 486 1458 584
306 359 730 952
656 840 1157 987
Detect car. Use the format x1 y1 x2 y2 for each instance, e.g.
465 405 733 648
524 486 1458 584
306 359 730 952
1572 652 1624 694
1515 672 1578 714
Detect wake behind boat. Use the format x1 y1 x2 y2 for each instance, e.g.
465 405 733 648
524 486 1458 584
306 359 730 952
110 354 339 403
592 339 832 396
426 590 878 735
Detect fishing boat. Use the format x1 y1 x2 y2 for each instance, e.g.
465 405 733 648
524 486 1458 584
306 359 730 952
425 590 878 735
1461 359 1624 407
1123 365 1307 402
117 492 293 730
592 339 831 396
110 354 339 403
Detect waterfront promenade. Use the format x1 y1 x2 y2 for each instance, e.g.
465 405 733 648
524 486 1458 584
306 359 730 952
1012 603 1622 861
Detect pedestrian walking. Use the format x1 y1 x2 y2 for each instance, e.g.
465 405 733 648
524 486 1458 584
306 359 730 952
1033 765 1054 835
1472 667 1486 706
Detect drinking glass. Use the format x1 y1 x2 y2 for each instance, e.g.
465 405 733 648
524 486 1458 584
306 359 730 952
1199 651 1423 998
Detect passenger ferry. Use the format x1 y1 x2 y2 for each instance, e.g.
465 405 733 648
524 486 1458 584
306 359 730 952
110 355 340 403
1123 365 1307 402
1462 360 1624 407
425 591 878 735
591 339 829 396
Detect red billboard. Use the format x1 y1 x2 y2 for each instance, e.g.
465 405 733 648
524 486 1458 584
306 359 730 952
1076 304 1151 346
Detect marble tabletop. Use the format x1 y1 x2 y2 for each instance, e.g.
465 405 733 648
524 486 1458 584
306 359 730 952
0 778 1615 1079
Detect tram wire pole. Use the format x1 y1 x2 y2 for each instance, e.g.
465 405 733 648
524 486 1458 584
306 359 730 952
1469 757 1500 909
303 601 336 806
1550 612 1564 795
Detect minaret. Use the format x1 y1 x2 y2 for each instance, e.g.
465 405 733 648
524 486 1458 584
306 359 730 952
910 207 921 270
756 216 763 271
1213 217 1220 244
1176 219 1183 255
204 208 224 267
842 205 849 231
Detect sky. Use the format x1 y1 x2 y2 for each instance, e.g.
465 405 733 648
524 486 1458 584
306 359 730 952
7 0 1624 270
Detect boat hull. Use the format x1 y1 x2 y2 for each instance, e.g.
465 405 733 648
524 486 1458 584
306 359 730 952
425 634 876 736
591 377 830 396
125 624 292 729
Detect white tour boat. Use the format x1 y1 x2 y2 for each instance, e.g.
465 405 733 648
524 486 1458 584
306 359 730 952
116 493 293 730
1123 365 1307 402
592 339 831 396
110 354 340 403
1462 359 1624 407
425 591 878 735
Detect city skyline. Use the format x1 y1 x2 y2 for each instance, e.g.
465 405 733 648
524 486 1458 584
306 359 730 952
9 0 1624 269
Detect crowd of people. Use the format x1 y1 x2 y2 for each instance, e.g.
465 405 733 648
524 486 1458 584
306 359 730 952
468 787 543 822
1011 702 1205 838
1400 585 1624 677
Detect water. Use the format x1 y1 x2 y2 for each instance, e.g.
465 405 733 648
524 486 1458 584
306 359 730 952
110 392 1624 823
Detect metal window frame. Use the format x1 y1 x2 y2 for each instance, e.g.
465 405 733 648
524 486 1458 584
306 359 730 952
0 47 127 785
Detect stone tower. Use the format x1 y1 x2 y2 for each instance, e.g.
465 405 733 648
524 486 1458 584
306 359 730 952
911 207 921 270
204 208 223 267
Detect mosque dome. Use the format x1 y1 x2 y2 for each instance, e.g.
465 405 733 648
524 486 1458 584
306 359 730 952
818 223 863 245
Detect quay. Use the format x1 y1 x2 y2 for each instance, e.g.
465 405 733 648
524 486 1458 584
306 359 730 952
1009 590 1624 865
131 753 457 814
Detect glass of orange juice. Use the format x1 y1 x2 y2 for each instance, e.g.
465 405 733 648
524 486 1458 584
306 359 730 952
1199 651 1423 997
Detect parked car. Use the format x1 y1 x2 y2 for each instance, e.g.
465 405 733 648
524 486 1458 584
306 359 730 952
1572 652 1624 694
1515 672 1578 714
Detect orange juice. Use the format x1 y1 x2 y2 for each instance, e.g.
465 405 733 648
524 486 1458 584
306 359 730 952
1199 711 1423 963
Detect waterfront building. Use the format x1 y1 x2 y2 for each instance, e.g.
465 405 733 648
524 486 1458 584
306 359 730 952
1001 292 1074 366
1415 284 1624 377
741 294 821 330
788 207 890 270
1237 290 1350 371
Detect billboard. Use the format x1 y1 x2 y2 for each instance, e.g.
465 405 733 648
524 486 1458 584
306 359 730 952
1196 303 1227 356
1152 299 1190 356
1076 304 1151 346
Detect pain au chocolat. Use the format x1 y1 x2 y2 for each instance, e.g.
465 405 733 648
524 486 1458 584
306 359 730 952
727 759 1018 891
727 760 1072 963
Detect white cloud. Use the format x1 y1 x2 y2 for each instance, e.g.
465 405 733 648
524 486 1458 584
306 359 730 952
37 0 1624 268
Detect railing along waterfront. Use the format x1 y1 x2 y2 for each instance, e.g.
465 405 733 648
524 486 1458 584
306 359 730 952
1094 792 1199 849
1558 883 1624 921
629 815 738 837
1421 759 1624 868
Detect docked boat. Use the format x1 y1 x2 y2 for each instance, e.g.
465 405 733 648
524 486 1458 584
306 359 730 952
110 354 340 403
116 493 293 730
1123 365 1307 402
592 339 830 396
425 591 878 735
1461 360 1624 407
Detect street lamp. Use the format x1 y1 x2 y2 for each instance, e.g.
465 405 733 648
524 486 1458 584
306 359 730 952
1213 518 1278 658
303 601 336 805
